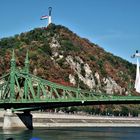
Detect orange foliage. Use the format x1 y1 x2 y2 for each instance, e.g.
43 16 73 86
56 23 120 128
49 78 74 87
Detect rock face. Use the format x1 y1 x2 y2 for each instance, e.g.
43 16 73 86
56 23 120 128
49 36 61 58
95 72 101 87
103 77 124 94
66 55 125 94
66 55 96 89
69 74 76 85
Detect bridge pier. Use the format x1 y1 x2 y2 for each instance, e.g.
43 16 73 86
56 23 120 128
3 109 33 130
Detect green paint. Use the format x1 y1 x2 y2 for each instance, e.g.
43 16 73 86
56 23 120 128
0 51 140 111
10 50 16 101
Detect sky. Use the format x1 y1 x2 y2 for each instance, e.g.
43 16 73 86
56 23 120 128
0 0 140 64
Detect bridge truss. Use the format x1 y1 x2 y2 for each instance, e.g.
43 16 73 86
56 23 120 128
0 50 140 111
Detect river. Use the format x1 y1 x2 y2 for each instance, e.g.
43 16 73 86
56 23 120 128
0 127 140 140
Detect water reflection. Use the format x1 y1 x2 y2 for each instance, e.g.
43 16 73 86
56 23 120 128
0 127 140 140
1 129 33 140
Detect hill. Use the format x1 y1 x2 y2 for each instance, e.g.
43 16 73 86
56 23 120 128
0 24 136 95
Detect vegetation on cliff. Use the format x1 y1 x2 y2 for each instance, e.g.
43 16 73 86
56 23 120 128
0 23 138 116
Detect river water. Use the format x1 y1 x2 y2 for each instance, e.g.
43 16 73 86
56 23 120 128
0 127 140 140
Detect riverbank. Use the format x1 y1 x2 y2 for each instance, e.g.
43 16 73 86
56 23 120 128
0 111 140 127
33 112 140 127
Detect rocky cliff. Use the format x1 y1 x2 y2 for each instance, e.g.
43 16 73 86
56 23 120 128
0 24 136 95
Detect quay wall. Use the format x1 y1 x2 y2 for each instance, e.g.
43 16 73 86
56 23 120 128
0 111 140 128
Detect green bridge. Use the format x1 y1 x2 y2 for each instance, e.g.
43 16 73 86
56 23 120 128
0 50 140 112
1 50 140 130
